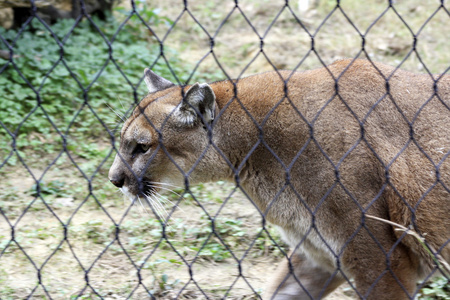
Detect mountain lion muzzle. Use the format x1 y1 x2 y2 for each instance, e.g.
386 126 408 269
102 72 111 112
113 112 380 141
109 59 450 299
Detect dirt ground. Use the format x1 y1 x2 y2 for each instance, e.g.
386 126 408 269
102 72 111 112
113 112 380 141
1 0 449 299
0 163 358 299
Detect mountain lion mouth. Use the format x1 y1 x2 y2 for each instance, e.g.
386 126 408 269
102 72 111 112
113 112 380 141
120 180 179 222
142 179 157 197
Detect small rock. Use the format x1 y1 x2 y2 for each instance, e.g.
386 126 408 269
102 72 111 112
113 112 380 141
55 197 74 207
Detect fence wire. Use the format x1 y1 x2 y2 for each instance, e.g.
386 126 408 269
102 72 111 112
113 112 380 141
0 0 449 299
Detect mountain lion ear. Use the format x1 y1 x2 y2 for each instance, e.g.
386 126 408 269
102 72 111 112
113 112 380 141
176 83 216 126
144 68 175 93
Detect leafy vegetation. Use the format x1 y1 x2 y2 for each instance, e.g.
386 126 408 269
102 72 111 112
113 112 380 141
419 277 450 300
66 211 284 263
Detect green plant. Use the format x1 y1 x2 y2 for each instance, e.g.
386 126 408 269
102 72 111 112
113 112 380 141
419 277 450 300
0 187 23 217
77 219 114 244
27 226 56 240
141 258 182 297
30 180 68 197
176 215 247 262
252 226 287 258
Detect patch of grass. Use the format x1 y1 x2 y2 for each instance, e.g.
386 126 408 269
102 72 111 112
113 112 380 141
65 211 281 263
30 180 68 198
0 186 22 216
141 258 183 297
252 226 286 258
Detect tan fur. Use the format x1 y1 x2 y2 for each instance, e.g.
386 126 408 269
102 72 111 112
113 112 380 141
109 59 450 299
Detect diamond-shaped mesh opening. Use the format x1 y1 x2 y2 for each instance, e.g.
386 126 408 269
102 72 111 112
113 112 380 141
1 0 449 299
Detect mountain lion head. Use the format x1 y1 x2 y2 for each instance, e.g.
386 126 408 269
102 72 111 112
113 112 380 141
108 69 225 206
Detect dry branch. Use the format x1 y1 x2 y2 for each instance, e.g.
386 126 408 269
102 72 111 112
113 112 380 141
366 214 450 277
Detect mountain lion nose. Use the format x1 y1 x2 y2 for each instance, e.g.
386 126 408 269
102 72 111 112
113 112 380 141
110 177 125 188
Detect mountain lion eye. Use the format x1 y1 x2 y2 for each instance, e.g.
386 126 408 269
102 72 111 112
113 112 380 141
138 144 151 153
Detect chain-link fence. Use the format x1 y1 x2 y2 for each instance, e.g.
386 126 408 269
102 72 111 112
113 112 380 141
0 0 449 299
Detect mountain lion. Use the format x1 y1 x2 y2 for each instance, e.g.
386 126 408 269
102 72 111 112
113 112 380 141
109 59 450 299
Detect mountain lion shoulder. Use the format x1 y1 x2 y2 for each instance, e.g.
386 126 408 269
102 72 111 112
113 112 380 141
109 58 450 300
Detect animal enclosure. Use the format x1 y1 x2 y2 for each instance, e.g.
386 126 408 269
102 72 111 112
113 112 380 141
0 0 449 299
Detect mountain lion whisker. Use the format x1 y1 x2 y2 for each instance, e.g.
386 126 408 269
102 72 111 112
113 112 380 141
104 101 125 122
151 181 182 189
144 193 168 221
137 195 150 214
152 191 185 213
152 185 184 199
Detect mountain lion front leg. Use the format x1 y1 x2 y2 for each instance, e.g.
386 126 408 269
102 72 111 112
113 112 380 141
265 251 345 300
